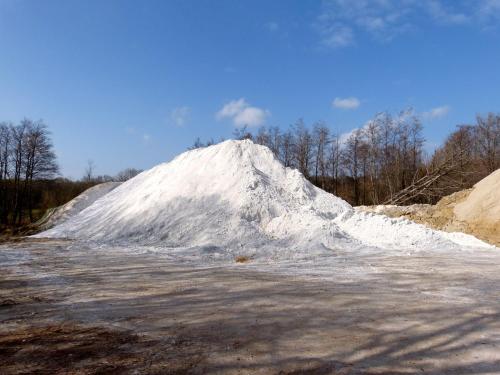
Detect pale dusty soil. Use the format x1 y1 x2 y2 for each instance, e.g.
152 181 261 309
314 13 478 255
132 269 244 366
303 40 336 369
2 239 500 374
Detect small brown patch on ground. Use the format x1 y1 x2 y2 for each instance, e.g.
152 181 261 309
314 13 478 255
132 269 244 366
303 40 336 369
235 255 251 263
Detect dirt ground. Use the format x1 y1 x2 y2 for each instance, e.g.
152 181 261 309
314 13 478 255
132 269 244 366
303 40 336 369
2 239 500 374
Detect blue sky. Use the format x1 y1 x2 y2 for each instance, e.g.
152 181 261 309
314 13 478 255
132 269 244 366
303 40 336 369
1 0 499 178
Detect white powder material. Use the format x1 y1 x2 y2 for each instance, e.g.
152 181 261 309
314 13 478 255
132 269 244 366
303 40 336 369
36 140 493 253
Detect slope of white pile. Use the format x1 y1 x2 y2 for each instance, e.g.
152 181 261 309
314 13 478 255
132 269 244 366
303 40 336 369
36 182 122 230
37 140 492 256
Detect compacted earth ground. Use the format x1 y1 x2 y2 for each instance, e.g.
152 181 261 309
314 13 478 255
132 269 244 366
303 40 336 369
1 238 500 374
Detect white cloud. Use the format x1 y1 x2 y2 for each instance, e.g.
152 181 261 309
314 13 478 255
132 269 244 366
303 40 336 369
170 106 190 127
332 97 360 110
338 118 375 144
315 0 499 48
477 0 500 22
338 110 416 145
321 25 354 48
315 0 414 47
423 105 451 119
216 98 247 119
338 128 357 144
142 134 151 143
233 107 269 127
216 98 270 127
479 0 500 13
426 1 469 25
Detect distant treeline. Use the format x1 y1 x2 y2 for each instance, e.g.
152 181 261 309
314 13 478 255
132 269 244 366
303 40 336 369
0 178 101 224
0 119 141 229
192 110 500 206
0 119 58 226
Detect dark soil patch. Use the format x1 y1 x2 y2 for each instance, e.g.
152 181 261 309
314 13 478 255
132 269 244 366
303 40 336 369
0 323 206 374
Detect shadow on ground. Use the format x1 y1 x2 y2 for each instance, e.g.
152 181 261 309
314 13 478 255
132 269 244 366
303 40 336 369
1 239 500 374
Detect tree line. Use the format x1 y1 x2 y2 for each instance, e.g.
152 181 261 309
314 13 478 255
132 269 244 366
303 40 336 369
431 113 500 197
0 119 58 225
192 110 500 206
82 160 142 184
0 119 143 230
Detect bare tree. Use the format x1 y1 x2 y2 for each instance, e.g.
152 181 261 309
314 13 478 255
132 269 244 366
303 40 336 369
84 160 95 182
232 125 253 140
364 119 381 204
254 126 270 147
188 137 204 150
115 168 142 182
268 126 281 157
11 120 28 223
0 122 11 223
342 129 363 205
280 129 294 168
0 119 59 224
293 119 313 177
22 120 59 220
429 114 500 197
476 113 500 173
327 132 341 195
312 122 329 188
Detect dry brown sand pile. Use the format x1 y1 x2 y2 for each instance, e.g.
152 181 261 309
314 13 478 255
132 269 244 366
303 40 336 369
454 169 500 232
358 169 500 246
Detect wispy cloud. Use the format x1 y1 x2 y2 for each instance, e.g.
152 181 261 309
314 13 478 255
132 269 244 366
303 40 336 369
477 0 500 24
321 25 354 48
315 0 500 48
265 21 279 32
170 106 190 127
426 1 469 25
315 0 413 48
142 134 151 143
423 105 451 119
338 109 418 144
216 98 270 127
332 97 360 110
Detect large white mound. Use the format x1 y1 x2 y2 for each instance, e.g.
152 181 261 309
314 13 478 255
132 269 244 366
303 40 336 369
38 140 491 253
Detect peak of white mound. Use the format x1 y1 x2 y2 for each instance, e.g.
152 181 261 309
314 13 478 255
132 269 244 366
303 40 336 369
38 140 492 253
